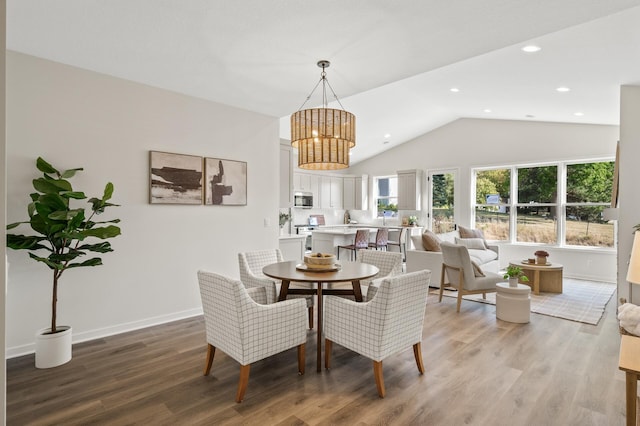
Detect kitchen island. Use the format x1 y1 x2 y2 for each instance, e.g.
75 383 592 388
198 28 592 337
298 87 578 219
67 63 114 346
311 225 423 256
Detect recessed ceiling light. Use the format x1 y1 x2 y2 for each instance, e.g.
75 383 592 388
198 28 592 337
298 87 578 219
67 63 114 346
483 109 492 113
556 87 571 92
450 87 460 93
384 133 391 138
522 45 541 53
525 114 535 118
574 112 584 116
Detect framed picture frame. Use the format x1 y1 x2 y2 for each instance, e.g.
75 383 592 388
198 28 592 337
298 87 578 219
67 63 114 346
149 151 203 204
204 157 247 206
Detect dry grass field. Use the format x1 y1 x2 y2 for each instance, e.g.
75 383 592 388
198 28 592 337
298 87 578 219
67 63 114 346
476 212 613 247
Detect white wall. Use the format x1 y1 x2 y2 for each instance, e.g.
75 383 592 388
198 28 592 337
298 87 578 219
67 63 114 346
349 118 619 282
2 0 8 420
5 52 281 356
618 85 640 303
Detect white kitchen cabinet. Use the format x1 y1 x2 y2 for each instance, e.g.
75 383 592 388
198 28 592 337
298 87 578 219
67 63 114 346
343 175 367 210
293 172 319 207
279 145 293 208
319 175 343 209
397 169 422 210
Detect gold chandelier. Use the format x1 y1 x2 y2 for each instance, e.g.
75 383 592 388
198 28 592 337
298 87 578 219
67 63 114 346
290 60 356 170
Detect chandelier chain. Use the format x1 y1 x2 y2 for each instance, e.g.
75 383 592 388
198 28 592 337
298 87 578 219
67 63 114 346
296 63 347 112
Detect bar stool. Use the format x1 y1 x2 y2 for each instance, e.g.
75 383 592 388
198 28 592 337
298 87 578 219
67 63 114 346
387 227 406 260
368 228 388 251
337 229 370 261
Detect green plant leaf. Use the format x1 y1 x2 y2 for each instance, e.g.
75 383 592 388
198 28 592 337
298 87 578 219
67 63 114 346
48 208 84 221
28 253 63 270
103 182 114 201
66 258 103 269
36 157 59 175
77 242 113 253
39 193 69 212
6 234 48 251
60 191 86 200
33 178 72 194
6 222 26 230
81 225 121 239
49 251 84 263
60 168 83 179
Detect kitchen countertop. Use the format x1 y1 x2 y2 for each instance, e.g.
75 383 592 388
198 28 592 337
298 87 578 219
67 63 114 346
278 234 307 240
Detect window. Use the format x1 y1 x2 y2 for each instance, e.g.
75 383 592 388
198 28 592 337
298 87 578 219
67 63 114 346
565 161 614 247
516 165 557 244
474 168 510 240
375 176 398 217
472 160 614 248
429 170 456 233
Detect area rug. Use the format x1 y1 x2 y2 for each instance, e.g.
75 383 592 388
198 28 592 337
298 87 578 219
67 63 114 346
433 278 616 325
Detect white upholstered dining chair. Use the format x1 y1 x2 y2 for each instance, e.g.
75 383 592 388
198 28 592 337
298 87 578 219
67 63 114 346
439 242 504 312
356 249 404 301
197 270 307 403
324 270 431 398
238 249 314 328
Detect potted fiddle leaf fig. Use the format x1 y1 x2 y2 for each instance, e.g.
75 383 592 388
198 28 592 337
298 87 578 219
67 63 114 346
6 157 121 368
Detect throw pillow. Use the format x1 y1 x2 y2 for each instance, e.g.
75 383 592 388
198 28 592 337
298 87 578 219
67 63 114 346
458 225 488 248
471 261 485 277
421 230 442 252
454 237 486 250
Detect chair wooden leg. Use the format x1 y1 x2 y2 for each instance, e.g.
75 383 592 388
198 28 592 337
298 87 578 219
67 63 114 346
439 266 446 303
325 338 332 369
235 364 251 403
482 292 486 300
298 343 305 375
308 306 314 329
373 360 386 398
413 343 425 374
203 343 215 376
456 269 464 312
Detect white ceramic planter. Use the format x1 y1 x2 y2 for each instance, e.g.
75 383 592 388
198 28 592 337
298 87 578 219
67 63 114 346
35 326 72 369
509 277 519 288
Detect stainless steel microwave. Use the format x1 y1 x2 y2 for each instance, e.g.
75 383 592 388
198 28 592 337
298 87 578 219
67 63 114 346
294 192 313 208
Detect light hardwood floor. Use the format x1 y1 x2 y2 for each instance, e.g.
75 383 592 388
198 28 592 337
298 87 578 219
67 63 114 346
7 291 628 425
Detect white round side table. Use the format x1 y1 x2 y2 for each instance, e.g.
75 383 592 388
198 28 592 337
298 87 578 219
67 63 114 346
496 282 531 323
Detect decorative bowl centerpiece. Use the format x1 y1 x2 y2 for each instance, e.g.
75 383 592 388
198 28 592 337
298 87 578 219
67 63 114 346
304 252 337 269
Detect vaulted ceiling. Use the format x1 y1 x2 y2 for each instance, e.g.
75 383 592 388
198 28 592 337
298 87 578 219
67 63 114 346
8 1 640 164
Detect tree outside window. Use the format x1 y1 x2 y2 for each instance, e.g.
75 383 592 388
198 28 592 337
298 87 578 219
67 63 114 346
472 160 614 248
474 168 510 240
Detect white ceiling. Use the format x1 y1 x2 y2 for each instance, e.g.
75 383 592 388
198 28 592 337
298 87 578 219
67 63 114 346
8 0 640 165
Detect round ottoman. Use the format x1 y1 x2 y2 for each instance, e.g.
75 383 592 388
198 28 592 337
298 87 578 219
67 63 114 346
496 282 531 323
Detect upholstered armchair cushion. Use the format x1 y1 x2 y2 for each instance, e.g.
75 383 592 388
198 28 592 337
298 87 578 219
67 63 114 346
324 270 431 362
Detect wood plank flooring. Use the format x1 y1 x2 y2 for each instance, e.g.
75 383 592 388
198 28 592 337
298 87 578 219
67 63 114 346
7 291 629 425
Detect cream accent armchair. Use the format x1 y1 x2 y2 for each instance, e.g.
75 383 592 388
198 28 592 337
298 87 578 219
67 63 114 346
357 249 404 301
197 270 307 403
324 270 431 398
439 242 504 312
238 249 314 328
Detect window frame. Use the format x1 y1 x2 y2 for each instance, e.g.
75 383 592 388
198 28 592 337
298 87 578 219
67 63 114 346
374 175 398 218
471 158 615 250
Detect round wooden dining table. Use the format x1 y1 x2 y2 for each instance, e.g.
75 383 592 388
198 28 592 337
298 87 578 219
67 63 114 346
262 260 379 372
